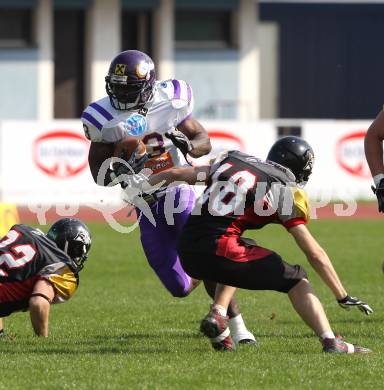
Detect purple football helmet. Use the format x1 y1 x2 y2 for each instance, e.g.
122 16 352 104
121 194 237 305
105 50 156 110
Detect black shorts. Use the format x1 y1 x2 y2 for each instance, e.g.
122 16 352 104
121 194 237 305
178 243 307 294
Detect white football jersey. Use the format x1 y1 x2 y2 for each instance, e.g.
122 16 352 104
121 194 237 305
81 79 194 173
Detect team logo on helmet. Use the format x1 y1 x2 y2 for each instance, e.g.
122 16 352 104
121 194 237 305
136 61 150 79
303 151 314 171
115 64 126 76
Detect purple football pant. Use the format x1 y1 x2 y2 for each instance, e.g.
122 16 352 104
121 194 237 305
137 185 196 297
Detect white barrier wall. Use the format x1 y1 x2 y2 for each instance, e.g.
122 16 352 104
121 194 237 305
302 120 374 200
0 121 121 208
193 120 277 165
0 119 375 206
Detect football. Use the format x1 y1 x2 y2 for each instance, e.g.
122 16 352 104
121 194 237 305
113 137 146 161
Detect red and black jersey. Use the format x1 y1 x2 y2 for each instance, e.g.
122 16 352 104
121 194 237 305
0 224 77 282
0 224 79 316
179 151 310 260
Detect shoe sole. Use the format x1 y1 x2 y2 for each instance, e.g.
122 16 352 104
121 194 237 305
354 347 372 354
237 339 257 345
212 341 233 351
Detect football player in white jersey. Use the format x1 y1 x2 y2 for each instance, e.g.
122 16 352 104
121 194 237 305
81 50 255 345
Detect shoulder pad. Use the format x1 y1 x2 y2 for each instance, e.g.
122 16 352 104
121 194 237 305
209 151 230 175
157 79 193 104
171 79 193 103
81 97 115 142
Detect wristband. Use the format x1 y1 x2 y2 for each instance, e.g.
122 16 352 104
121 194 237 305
373 173 384 187
337 295 349 303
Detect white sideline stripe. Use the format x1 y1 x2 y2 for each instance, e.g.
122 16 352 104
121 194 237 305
346 342 355 353
211 327 230 343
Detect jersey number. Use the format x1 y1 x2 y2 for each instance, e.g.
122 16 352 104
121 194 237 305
142 132 166 156
0 230 36 277
204 163 257 216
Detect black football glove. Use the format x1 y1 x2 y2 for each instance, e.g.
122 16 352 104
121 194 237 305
114 144 149 178
337 295 373 315
165 129 193 155
371 178 384 212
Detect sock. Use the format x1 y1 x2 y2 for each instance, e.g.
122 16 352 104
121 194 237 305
228 314 248 334
212 304 227 317
320 331 335 340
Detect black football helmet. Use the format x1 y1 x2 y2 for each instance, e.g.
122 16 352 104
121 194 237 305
47 218 91 271
105 50 156 110
267 136 314 184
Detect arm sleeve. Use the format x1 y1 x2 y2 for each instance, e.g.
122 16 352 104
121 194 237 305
279 188 310 229
170 80 194 125
40 266 78 303
100 121 127 143
81 115 104 142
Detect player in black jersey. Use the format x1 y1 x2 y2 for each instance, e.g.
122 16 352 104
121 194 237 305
0 218 91 337
131 136 372 353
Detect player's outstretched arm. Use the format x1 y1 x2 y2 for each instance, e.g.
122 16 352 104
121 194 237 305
289 224 347 299
29 279 55 337
289 224 373 314
148 165 210 188
177 117 212 158
0 318 3 336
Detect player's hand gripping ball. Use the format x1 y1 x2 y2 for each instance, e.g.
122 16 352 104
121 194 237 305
113 137 148 176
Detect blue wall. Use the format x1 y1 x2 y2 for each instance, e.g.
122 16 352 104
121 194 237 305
0 49 38 119
175 50 239 119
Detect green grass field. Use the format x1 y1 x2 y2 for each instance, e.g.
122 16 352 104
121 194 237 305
1 220 383 389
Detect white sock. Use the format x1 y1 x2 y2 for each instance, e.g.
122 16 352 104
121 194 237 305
228 314 248 334
212 304 227 317
320 331 335 340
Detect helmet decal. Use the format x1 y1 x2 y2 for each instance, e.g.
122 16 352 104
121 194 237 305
136 61 150 79
303 151 314 171
114 64 126 76
110 75 128 83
